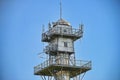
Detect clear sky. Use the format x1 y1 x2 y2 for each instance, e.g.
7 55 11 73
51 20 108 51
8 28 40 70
1 0 120 80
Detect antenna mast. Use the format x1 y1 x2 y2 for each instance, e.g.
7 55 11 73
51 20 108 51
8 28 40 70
60 0 62 19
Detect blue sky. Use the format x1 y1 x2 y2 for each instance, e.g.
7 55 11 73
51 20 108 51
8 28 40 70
1 0 120 80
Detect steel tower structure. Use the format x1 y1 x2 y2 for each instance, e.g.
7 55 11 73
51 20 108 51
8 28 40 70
34 1 91 80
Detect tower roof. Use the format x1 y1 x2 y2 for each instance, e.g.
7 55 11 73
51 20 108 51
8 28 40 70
52 0 70 27
53 18 70 27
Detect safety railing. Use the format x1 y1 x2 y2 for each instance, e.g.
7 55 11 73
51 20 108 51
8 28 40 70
34 58 91 73
43 43 74 53
44 44 58 52
75 60 92 69
42 27 83 41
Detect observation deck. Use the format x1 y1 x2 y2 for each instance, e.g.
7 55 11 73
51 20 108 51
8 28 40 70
42 27 83 42
34 58 91 78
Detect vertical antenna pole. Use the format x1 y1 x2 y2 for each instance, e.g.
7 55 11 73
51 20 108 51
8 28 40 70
42 24 45 33
60 0 62 19
42 25 45 54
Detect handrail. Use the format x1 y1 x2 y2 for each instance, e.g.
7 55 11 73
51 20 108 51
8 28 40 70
34 58 91 73
42 27 83 39
44 44 74 53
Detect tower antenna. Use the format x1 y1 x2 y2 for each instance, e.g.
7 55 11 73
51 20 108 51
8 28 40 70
60 0 62 19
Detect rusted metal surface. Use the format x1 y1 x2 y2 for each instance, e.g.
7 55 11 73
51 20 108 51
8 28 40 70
34 58 91 77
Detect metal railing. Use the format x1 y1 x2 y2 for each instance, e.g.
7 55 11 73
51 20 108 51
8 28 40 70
44 44 74 53
75 60 92 69
42 27 83 41
34 58 91 73
44 44 58 52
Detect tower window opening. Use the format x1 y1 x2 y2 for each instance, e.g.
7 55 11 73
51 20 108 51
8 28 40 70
64 29 67 32
64 42 68 47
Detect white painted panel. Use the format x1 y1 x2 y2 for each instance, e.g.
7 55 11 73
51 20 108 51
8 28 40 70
58 37 73 52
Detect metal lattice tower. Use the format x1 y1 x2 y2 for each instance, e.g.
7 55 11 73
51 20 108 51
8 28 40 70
34 1 91 80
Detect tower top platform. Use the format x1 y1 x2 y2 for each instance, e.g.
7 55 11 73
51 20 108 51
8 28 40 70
53 18 70 27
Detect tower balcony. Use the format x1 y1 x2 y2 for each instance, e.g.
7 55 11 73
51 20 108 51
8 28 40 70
34 58 91 78
44 43 74 55
44 44 58 54
42 27 83 42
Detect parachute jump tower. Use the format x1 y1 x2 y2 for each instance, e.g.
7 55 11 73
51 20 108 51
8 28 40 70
34 1 91 80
